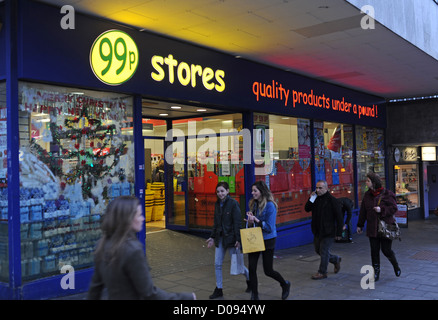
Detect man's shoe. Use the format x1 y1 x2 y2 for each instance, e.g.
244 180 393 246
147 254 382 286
281 281 291 300
209 287 223 299
334 257 342 273
311 273 327 280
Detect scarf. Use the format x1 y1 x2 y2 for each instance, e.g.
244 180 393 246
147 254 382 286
371 187 384 197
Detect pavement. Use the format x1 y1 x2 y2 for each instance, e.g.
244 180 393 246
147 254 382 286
56 215 438 300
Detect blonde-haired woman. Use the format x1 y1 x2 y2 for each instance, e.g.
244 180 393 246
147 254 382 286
88 196 195 300
246 180 290 300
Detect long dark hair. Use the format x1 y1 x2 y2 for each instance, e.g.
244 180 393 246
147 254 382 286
366 172 382 190
94 196 140 264
249 180 278 214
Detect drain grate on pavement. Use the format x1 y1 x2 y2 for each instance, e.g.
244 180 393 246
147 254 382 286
410 250 438 262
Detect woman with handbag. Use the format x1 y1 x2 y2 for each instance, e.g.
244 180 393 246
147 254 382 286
357 172 401 281
206 182 250 299
246 180 291 300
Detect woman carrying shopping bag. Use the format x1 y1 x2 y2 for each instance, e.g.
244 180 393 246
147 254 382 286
246 180 291 300
206 182 250 299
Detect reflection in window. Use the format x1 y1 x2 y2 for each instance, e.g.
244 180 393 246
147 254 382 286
255 114 312 226
314 121 355 204
356 126 385 204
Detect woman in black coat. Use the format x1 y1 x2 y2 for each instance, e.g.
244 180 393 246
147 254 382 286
357 172 401 281
206 182 250 299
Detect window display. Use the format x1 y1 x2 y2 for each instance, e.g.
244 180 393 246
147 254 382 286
255 114 312 226
356 126 386 204
395 164 419 209
18 83 134 281
314 121 355 203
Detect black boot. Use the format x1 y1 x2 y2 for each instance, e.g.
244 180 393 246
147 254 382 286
389 256 401 277
281 281 291 300
372 264 380 282
392 263 401 277
209 287 223 299
245 280 251 293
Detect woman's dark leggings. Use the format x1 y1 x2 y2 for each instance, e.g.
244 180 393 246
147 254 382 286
369 237 399 267
248 238 287 294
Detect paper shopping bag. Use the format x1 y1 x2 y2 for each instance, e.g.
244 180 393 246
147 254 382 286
230 248 245 275
240 227 265 254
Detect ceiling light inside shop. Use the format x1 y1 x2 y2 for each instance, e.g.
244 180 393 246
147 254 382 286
159 113 168 116
171 106 181 109
197 109 207 112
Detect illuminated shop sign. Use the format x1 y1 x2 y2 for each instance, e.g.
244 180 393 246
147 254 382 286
151 54 226 92
252 80 379 121
90 31 226 93
90 30 139 85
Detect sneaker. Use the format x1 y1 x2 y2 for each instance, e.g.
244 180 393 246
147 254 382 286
209 287 223 299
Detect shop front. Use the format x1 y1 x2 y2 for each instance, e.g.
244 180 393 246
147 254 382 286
1 0 388 299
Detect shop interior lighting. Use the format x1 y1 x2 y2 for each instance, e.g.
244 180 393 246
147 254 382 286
388 94 438 103
159 113 168 116
170 106 181 109
197 109 207 112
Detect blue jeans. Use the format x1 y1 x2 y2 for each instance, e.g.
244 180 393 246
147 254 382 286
313 236 340 274
215 238 249 289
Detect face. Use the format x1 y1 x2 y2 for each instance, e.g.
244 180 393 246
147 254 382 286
315 182 328 196
131 205 144 233
365 177 373 190
251 185 261 200
216 186 229 201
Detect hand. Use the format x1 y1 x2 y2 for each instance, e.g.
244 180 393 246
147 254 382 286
374 206 381 213
206 238 214 248
356 227 363 234
342 224 347 230
235 241 240 249
245 211 255 225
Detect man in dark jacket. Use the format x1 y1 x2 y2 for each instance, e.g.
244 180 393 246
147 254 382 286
305 180 344 279
336 197 354 243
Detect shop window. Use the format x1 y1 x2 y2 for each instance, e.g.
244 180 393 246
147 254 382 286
356 126 386 204
254 114 312 226
18 82 134 281
314 121 355 204
0 82 7 282
394 164 419 209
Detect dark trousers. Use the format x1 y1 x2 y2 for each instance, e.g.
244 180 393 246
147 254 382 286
369 237 398 266
248 238 286 294
314 235 340 274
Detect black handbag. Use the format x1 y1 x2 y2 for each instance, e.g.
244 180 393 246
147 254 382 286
377 218 401 241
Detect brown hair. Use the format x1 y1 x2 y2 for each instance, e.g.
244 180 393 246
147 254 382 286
366 172 382 190
249 180 278 214
94 196 140 264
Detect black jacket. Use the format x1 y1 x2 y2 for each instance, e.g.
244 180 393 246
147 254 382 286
210 196 243 248
305 192 343 238
338 197 354 225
